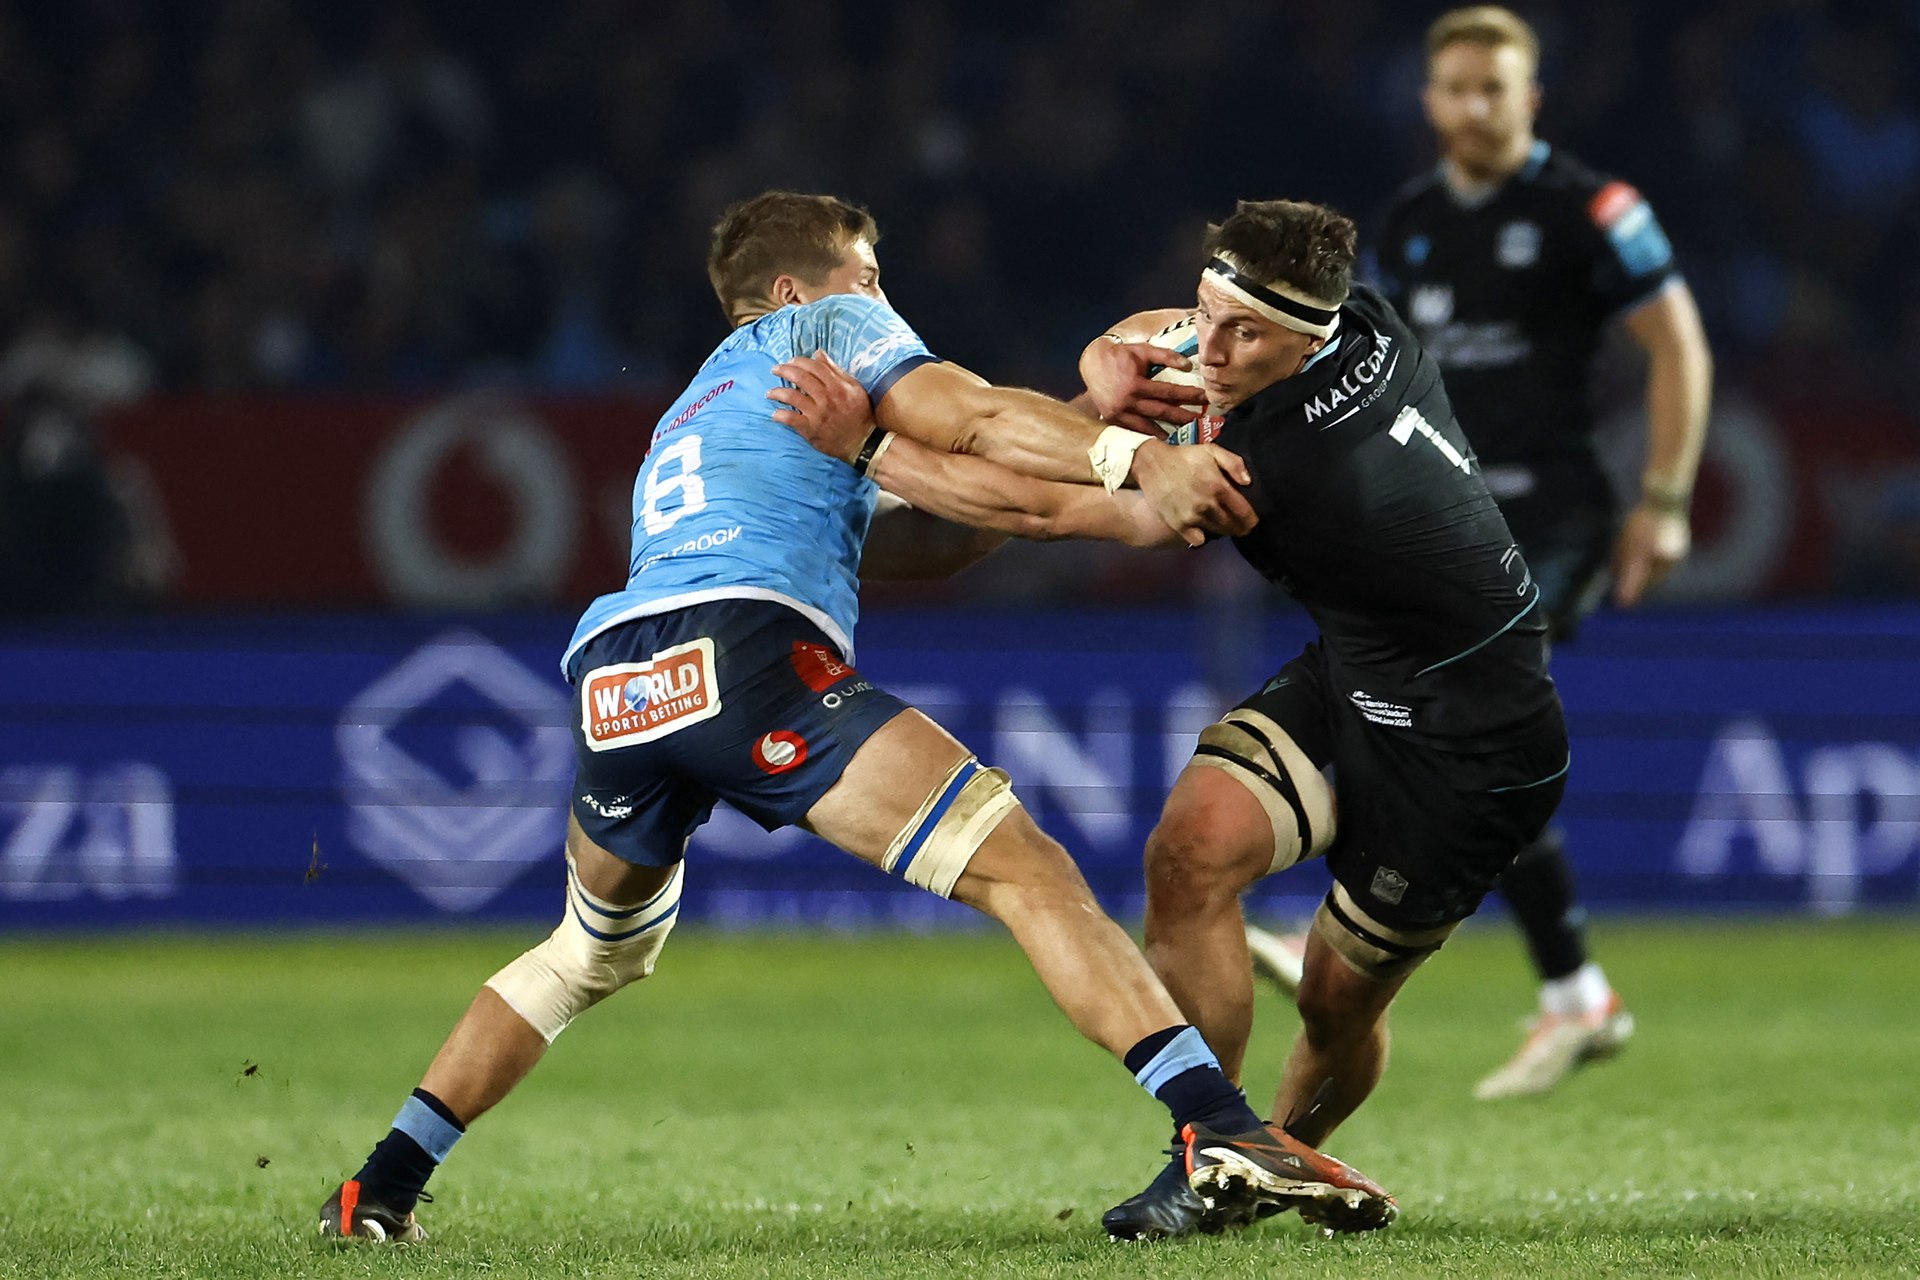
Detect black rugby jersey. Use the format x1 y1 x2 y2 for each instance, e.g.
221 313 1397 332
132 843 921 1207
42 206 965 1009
1373 142 1677 512
1215 286 1558 745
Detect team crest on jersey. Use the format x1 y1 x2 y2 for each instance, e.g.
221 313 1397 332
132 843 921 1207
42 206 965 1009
1496 220 1541 268
1409 284 1453 327
580 639 722 751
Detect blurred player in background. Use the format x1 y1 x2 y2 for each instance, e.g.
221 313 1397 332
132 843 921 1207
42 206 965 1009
317 191 1366 1245
782 197 1569 1240
1251 5 1711 1102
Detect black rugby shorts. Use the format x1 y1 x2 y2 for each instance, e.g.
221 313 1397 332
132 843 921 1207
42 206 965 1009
1236 640 1568 931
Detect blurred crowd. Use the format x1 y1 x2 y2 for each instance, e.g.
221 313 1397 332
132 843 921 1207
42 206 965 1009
3 0 1920 611
1 0 1916 403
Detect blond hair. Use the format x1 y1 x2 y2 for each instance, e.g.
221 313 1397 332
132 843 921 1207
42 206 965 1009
1426 6 1539 74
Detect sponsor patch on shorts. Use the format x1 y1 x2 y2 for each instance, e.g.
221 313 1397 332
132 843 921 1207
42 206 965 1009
752 730 809 774
790 640 857 692
580 638 722 751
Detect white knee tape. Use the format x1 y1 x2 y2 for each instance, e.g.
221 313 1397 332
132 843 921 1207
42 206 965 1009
882 756 1019 898
485 854 683 1043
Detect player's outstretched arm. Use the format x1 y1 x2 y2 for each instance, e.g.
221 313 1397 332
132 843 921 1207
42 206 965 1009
868 434 1189 549
770 352 1253 546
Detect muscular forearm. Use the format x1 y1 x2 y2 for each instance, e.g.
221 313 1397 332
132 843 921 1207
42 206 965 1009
1623 282 1713 502
1641 341 1712 498
870 434 1178 547
944 384 1116 484
872 359 1254 544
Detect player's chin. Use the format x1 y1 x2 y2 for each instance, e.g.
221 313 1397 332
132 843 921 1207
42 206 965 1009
1447 131 1509 164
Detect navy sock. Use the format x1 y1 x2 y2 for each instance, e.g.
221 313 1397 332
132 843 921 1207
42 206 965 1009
353 1088 466 1215
1125 1025 1264 1136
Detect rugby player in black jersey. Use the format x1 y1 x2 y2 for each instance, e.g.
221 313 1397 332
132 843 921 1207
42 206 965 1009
772 198 1567 1241
1332 5 1711 1101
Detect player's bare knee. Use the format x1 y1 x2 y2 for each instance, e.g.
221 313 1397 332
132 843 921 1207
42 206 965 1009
485 853 684 1043
1144 807 1263 913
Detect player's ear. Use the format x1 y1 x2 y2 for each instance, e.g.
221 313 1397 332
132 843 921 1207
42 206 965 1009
769 273 804 308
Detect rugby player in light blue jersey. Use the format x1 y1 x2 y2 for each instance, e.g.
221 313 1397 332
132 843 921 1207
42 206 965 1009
320 191 1282 1245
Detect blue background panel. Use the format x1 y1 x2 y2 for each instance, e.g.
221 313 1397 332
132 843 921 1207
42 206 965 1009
1 606 1915 929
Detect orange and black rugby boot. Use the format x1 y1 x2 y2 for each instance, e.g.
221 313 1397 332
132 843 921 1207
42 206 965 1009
1182 1121 1398 1233
317 1180 429 1244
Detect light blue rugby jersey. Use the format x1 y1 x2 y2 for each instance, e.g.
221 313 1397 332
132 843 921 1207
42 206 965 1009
562 293 936 676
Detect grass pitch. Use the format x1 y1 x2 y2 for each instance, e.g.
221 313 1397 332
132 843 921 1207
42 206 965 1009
1 917 1916 1279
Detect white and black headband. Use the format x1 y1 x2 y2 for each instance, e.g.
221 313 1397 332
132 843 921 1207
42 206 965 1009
1203 253 1343 339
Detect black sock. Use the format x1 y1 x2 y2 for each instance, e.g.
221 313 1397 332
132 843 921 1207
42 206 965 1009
1498 828 1588 980
352 1088 465 1216
1125 1025 1264 1136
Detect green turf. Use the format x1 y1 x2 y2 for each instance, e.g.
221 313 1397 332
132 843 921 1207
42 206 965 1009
1 917 1916 1278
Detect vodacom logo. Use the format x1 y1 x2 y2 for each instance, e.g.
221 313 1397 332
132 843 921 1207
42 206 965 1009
365 394 580 606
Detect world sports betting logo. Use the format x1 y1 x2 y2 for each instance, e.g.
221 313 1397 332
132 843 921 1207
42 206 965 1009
581 638 723 751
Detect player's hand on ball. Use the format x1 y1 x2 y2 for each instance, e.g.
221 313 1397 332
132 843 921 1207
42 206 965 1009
1611 502 1690 607
1079 338 1207 433
1131 438 1256 546
769 351 875 463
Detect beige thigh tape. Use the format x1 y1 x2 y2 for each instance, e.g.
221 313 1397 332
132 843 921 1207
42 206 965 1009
882 756 1020 898
1311 881 1457 981
1189 708 1336 874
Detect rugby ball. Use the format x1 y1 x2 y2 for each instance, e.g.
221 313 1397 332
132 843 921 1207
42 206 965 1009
1144 314 1220 444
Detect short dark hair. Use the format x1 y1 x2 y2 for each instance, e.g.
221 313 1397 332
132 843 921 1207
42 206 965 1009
706 191 880 323
1203 199 1356 307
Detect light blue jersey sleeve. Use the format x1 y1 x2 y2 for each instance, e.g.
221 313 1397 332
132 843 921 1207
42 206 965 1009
786 294 938 403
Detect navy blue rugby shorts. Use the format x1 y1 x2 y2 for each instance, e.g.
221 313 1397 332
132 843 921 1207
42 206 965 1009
568 599 909 867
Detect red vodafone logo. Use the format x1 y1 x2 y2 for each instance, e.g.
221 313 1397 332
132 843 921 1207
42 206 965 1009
752 731 808 775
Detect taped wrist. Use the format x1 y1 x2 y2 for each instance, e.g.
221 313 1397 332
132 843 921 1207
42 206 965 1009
1089 425 1150 494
